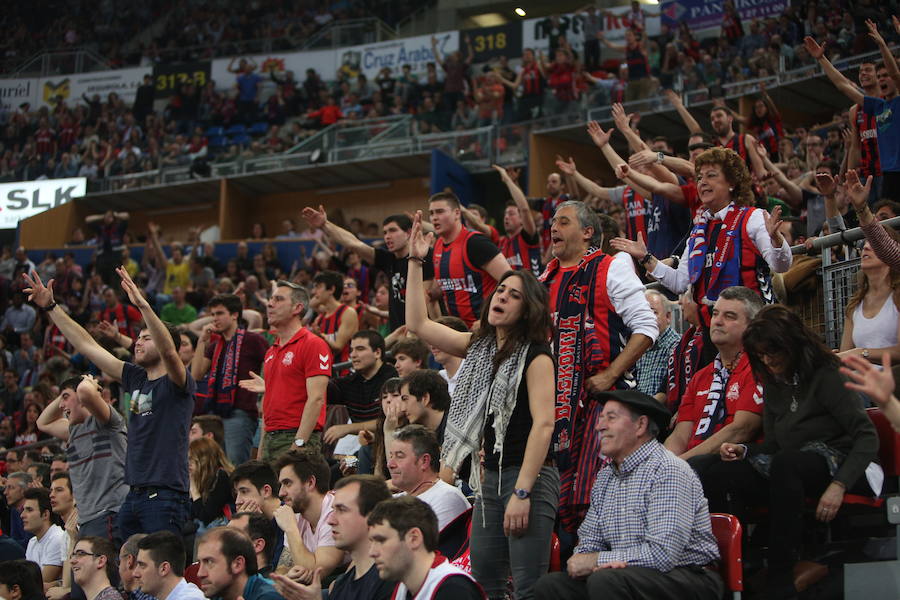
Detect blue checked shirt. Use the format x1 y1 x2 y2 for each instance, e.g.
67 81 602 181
574 439 720 571
635 326 680 396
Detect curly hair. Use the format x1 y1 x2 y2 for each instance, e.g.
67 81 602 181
693 147 755 207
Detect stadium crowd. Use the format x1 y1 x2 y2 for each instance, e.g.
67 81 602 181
3 4 900 600
3 0 899 187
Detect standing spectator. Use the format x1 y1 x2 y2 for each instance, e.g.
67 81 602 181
746 83 784 158
192 294 268 466
311 271 359 373
581 6 604 71
495 165 542 277
240 282 330 459
133 74 156 125
147 223 191 307
598 29 653 101
84 211 129 286
720 0 744 45
99 287 142 339
24 268 195 540
502 49 545 122
1 293 36 342
161 287 198 326
431 34 474 111
229 58 263 124
36 376 128 541
540 48 577 114
429 191 510 327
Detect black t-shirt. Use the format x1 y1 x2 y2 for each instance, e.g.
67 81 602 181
464 234 502 268
329 563 394 600
421 575 484 600
331 362 399 422
483 343 553 470
374 247 434 333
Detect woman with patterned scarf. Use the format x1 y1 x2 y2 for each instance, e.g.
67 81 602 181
612 147 792 329
405 211 558 600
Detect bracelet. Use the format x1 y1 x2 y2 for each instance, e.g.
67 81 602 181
409 256 427 265
42 301 57 312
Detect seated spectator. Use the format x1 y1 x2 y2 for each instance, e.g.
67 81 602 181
3 472 33 547
195 527 280 600
398 370 450 440
48 472 76 533
664 287 765 473
429 317 467 395
702 305 878 597
635 291 680 400
272 450 344 578
838 234 900 365
231 461 286 568
22 487 66 583
326 330 398 446
118 534 148 600
0 559 44 600
367 496 483 599
189 438 235 529
70 536 120 600
161 287 198 325
227 512 278 578
535 391 722 600
271 474 394 600
388 425 469 531
134 531 205 600
390 338 429 378
190 415 226 450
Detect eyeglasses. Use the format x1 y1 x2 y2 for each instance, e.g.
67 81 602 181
71 550 99 559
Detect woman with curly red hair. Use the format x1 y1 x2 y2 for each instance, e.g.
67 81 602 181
612 147 793 328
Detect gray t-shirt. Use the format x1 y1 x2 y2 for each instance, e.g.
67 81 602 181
67 408 129 524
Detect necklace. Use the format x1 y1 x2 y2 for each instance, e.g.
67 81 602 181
409 478 438 496
789 374 800 413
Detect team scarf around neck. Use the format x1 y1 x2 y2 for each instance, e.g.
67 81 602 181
687 203 746 291
696 353 734 440
206 328 246 416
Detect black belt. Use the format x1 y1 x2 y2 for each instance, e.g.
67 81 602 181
130 486 183 496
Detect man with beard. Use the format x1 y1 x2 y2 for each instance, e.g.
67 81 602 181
196 528 280 600
273 451 344 581
23 267 195 539
301 208 435 332
192 294 268 465
709 106 765 179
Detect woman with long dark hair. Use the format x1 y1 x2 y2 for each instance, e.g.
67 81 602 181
701 305 878 598
406 211 556 600
189 437 235 528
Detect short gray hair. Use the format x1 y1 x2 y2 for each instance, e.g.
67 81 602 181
644 290 671 313
717 286 765 320
276 281 310 310
7 471 32 487
120 533 148 558
555 200 603 247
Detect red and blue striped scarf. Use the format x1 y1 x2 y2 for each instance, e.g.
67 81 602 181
205 329 245 417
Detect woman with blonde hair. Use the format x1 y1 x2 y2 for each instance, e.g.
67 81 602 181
612 147 793 329
839 227 900 364
189 437 235 527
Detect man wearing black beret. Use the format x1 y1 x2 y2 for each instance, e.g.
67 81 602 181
535 390 723 600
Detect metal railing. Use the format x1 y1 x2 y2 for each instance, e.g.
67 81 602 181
300 18 396 50
7 49 113 77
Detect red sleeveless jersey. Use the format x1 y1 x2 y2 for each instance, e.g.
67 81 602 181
433 228 497 327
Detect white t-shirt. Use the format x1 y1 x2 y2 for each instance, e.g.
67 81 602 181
296 491 338 551
25 524 66 568
397 480 470 531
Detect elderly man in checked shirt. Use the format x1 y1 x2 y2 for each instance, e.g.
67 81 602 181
535 390 723 600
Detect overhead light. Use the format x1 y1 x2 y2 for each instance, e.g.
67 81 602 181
514 7 526 17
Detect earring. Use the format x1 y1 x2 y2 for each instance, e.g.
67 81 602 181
729 187 734 192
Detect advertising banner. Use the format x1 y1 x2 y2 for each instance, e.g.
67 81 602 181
522 6 661 55
660 0 786 31
152 61 212 98
0 177 86 229
341 31 460 79
0 78 39 112
38 67 152 109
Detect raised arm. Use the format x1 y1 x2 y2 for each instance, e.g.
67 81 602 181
116 266 187 388
459 206 493 237
191 323 215 380
597 31 626 52
555 156 616 202
405 212 472 357
804 36 864 105
37 394 69 441
867 20 900 92
430 36 445 67
76 375 111 424
23 272 124 380
147 222 169 268
611 103 649 154
493 165 537 236
663 89 703 135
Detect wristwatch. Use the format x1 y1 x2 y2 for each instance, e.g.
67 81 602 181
514 488 531 500
639 253 654 266
861 348 870 359
294 438 306 448
656 151 665 164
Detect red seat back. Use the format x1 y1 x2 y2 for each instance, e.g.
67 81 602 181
549 533 562 572
184 562 201 587
710 513 743 592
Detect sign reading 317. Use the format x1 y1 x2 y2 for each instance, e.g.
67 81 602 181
152 61 212 98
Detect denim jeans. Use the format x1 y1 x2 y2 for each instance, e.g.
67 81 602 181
223 408 258 466
80 510 121 545
118 488 191 540
471 465 560 600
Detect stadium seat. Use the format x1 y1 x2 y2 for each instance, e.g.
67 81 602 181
205 126 224 138
184 562 201 586
548 532 562 572
841 408 899 508
225 124 246 136
249 122 269 136
230 133 251 147
208 135 227 149
710 513 743 600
